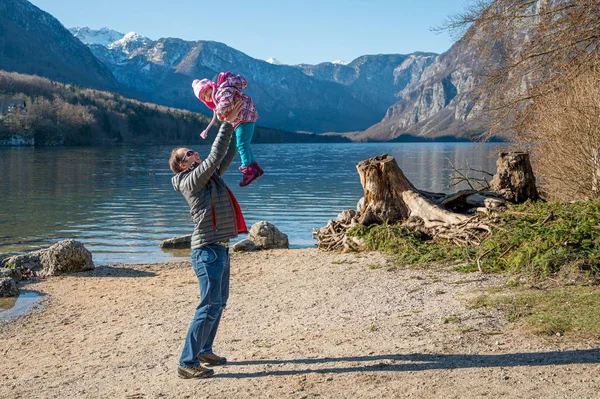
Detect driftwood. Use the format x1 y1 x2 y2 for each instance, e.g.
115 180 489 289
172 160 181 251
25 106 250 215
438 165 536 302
355 154 470 228
313 152 539 251
447 158 494 191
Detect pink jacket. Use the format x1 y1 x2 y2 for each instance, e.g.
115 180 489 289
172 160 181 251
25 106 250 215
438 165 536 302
214 73 258 129
192 73 258 137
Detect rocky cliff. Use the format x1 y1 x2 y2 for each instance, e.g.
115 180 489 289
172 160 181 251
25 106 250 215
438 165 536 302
355 35 490 141
353 1 536 142
297 53 437 119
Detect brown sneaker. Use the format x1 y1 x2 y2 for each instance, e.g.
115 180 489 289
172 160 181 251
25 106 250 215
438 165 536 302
198 353 227 366
177 365 215 379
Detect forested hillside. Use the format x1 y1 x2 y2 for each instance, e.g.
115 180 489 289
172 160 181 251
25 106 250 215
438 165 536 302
0 71 348 146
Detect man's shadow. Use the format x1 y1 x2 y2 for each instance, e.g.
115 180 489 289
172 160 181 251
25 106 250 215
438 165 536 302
216 349 600 378
71 266 157 278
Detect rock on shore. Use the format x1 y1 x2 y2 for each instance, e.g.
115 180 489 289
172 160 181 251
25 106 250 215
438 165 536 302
0 240 93 297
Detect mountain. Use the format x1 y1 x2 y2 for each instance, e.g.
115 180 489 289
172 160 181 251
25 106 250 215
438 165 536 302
353 40 485 141
73 28 436 133
354 14 510 141
0 0 482 140
266 57 282 65
69 27 125 46
0 0 118 91
297 53 438 122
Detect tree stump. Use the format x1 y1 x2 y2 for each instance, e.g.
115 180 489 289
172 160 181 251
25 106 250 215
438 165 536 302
313 153 525 251
356 154 470 229
356 154 412 225
490 152 539 203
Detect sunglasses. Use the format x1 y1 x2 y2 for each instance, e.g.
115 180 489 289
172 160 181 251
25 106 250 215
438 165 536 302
181 150 196 163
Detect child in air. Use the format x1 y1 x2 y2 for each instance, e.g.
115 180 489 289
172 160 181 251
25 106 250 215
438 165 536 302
192 72 263 187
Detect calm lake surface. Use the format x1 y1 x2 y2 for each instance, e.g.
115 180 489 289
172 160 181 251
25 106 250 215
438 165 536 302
0 142 501 265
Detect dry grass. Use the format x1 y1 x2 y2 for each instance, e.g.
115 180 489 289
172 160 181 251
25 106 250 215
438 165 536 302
469 286 600 338
525 66 600 201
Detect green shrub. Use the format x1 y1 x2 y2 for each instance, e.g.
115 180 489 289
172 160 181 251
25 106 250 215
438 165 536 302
478 200 600 277
349 199 600 278
348 223 472 266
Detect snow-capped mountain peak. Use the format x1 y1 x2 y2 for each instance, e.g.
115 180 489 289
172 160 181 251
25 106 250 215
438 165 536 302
100 31 152 58
332 60 349 65
266 57 283 65
69 27 151 54
69 27 124 46
120 31 147 43
109 31 150 49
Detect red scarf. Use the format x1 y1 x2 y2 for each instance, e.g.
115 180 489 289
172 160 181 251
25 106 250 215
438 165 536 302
225 186 248 234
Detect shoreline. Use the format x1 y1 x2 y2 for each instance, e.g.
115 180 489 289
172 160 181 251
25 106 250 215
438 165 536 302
0 290 42 322
1 248 599 398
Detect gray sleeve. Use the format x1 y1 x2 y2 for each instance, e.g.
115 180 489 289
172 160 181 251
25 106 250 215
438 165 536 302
217 133 238 177
182 123 234 193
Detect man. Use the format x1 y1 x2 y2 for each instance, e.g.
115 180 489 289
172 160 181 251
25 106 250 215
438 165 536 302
169 100 247 379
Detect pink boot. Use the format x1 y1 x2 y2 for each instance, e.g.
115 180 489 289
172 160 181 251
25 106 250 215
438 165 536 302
253 162 264 178
239 162 263 187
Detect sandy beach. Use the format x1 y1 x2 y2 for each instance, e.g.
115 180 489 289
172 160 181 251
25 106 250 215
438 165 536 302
1 248 599 399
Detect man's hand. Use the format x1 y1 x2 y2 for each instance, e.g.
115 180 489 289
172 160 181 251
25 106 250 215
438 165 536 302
222 99 243 124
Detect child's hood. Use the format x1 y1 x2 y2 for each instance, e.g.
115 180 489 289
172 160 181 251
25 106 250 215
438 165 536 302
192 79 216 110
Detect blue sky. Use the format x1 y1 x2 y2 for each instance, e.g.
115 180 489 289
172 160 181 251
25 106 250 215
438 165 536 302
29 0 464 65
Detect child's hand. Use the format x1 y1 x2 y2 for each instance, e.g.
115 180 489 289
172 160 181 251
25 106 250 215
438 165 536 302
223 99 243 123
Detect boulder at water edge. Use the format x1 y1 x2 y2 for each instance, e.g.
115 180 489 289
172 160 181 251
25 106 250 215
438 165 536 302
1 240 93 278
160 235 192 249
232 221 289 252
231 239 258 252
38 240 93 277
1 253 41 272
0 267 22 281
0 277 19 297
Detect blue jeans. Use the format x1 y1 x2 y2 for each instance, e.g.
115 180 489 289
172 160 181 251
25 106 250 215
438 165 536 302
236 122 256 167
179 244 230 367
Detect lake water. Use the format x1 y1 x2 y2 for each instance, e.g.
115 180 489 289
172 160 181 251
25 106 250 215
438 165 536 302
0 291 43 321
0 142 501 266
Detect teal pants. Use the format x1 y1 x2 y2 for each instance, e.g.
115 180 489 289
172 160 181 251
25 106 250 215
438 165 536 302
236 122 255 167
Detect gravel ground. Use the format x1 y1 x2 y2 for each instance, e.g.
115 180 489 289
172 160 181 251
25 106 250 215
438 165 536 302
1 248 599 398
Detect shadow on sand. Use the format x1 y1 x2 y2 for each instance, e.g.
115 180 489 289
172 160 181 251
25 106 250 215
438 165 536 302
71 266 157 278
217 349 600 378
